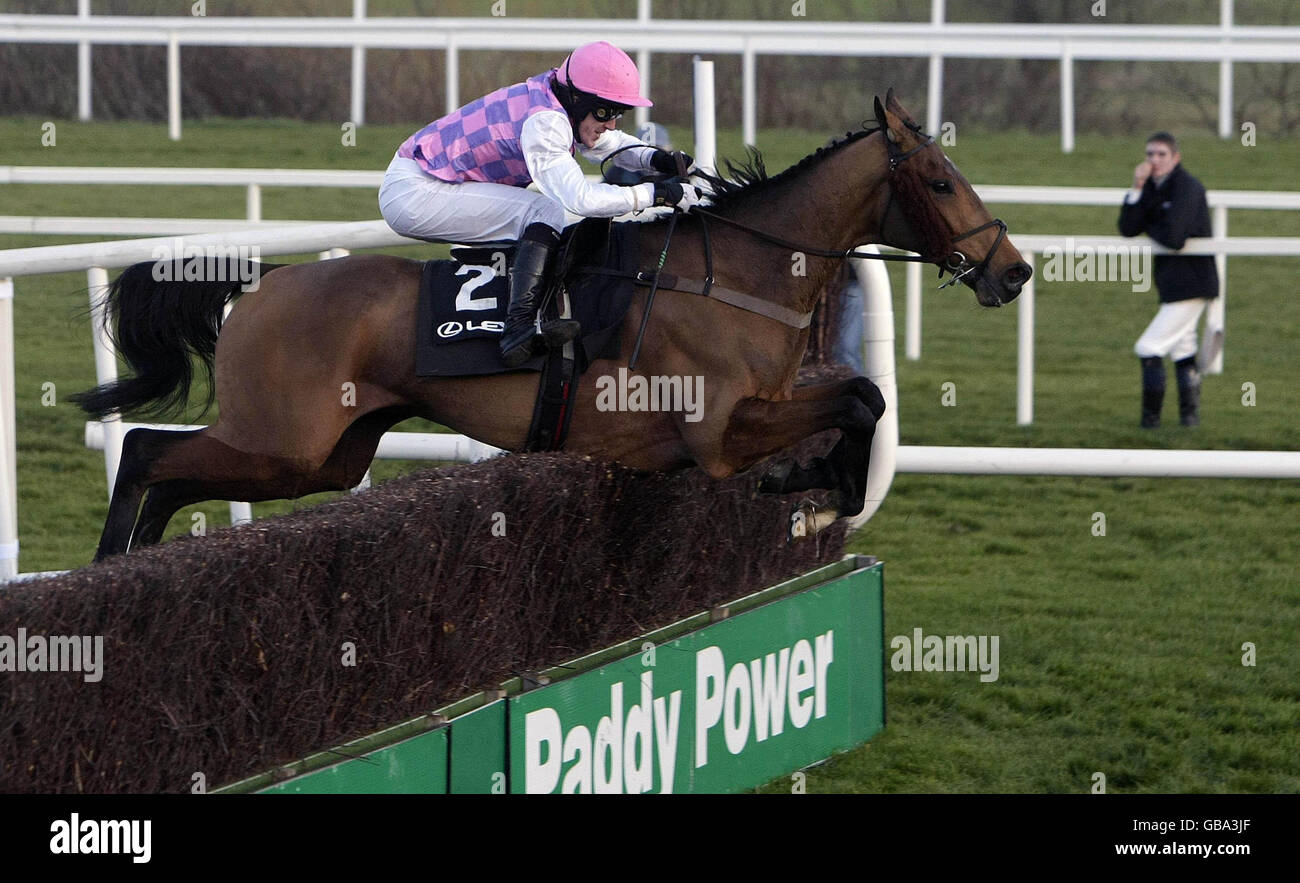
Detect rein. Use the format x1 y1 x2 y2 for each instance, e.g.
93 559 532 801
688 206 931 263
585 122 1011 346
689 129 1008 287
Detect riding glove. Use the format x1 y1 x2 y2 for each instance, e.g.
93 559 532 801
653 180 704 210
650 149 695 176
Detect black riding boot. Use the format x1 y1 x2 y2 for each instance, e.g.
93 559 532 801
1175 356 1201 427
499 224 578 369
1140 356 1165 429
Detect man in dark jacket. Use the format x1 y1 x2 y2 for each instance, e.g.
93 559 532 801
1118 132 1219 427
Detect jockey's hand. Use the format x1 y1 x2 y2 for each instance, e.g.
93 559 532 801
651 149 695 176
653 180 704 210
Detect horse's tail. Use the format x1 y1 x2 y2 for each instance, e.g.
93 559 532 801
71 258 285 420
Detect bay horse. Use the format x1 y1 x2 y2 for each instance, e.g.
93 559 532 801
75 92 1031 560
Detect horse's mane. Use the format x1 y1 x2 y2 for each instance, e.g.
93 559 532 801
694 126 880 212
694 121 953 261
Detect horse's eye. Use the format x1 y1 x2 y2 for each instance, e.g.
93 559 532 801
931 180 953 194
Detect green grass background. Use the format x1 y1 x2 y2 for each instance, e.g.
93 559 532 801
1 115 1296 792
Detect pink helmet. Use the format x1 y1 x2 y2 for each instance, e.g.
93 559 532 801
560 41 653 108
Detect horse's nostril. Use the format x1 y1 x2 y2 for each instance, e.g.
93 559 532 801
1004 262 1032 288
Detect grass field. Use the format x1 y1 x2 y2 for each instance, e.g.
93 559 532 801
1 114 1297 793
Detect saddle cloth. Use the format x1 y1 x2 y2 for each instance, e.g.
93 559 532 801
416 218 641 377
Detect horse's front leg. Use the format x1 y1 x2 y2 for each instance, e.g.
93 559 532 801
718 381 882 531
765 376 884 518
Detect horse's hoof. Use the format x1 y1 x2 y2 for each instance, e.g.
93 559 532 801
787 501 839 542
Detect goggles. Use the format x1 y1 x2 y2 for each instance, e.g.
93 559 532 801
590 102 628 123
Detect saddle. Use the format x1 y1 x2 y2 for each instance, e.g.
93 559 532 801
415 218 641 450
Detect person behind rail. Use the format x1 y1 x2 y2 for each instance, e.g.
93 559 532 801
380 41 702 367
1118 131 1219 428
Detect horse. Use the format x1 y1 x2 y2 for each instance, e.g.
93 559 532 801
74 91 1031 560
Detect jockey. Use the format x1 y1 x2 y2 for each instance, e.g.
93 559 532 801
380 41 701 367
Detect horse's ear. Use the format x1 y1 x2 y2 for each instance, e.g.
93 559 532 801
884 88 918 128
874 95 887 129
874 94 900 143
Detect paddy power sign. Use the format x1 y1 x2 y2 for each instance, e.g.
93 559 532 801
232 557 883 795
511 562 882 793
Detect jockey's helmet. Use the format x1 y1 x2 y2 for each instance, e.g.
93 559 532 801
552 42 652 130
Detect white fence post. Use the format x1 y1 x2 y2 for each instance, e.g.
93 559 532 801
351 0 366 127
927 54 943 137
927 0 945 135
1060 42 1074 154
1017 252 1035 426
167 32 182 142
636 49 651 130
692 57 716 174
1204 205 1228 373
245 184 261 222
905 262 921 361
77 0 92 121
847 250 898 530
87 267 125 500
0 278 18 578
445 39 459 116
1220 0 1235 139
636 0 652 129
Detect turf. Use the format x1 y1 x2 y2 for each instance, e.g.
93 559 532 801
1 116 1296 793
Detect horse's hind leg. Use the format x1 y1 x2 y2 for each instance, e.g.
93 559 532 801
95 427 201 560
99 427 302 556
128 407 416 550
130 479 219 549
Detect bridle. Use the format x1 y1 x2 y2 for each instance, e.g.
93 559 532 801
880 125 1008 290
596 123 1014 365
688 124 1009 293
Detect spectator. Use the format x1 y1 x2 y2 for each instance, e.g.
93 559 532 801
830 267 866 375
1118 132 1219 428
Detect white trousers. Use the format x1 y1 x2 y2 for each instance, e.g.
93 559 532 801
378 153 565 245
1134 298 1210 361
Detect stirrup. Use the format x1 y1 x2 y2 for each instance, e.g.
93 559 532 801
500 329 539 368
539 318 581 347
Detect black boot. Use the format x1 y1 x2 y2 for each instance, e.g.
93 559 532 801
499 224 578 368
1140 356 1165 429
1175 356 1201 427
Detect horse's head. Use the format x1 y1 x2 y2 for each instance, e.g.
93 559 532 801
873 90 1031 306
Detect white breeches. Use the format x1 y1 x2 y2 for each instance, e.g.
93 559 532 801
378 153 566 245
1134 298 1210 361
